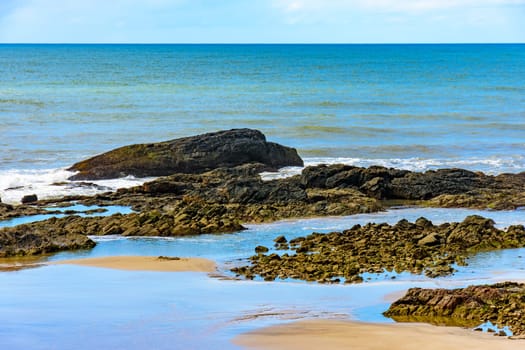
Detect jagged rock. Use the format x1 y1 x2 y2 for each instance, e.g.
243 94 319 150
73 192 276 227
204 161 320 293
384 282 525 336
232 216 525 283
68 129 303 180
21 194 38 204
297 164 525 208
255 245 269 254
0 217 96 257
8 159 524 258
0 203 49 221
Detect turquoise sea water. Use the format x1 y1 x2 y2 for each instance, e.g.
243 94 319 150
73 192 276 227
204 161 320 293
1 44 524 203
1 45 525 349
1 44 524 170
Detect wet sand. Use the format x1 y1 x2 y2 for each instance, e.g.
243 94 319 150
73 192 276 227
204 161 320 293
234 319 522 350
54 256 216 272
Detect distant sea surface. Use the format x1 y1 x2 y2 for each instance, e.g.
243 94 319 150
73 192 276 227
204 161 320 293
1 44 524 202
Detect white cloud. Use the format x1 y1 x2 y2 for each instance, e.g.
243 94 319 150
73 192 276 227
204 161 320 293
0 0 523 42
273 0 525 14
0 0 188 42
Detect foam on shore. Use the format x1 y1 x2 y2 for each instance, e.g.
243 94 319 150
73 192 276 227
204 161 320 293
0 168 155 204
259 156 524 181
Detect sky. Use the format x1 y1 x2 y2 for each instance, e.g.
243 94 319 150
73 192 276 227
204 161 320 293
0 0 524 43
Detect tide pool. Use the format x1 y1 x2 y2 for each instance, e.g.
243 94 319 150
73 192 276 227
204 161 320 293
1 207 525 349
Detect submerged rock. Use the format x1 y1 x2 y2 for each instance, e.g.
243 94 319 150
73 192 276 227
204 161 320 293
384 282 525 337
231 216 525 283
68 129 303 180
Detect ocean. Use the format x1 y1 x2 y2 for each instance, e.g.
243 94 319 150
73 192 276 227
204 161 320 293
1 44 524 202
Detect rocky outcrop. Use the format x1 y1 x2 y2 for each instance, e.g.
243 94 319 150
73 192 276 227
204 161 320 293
4 160 524 257
299 164 525 209
68 129 303 180
231 216 525 283
0 217 96 257
0 202 49 221
384 282 525 337
0 204 244 241
0 164 384 256
98 164 382 223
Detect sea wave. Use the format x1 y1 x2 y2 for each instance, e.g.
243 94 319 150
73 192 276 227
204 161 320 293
260 156 525 181
0 168 154 204
1 155 523 204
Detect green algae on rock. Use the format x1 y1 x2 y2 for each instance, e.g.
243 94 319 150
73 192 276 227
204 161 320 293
0 202 51 221
231 216 525 283
384 282 525 337
68 129 303 180
0 217 96 257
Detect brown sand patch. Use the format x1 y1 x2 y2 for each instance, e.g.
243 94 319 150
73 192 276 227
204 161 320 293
234 320 522 350
54 255 215 272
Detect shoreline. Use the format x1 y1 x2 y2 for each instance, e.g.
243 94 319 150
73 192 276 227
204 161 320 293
234 319 523 350
52 255 216 273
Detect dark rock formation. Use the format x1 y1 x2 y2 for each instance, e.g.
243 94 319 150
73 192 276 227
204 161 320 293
299 164 525 209
5 159 524 258
68 129 303 180
0 205 243 247
384 282 525 337
231 216 525 283
21 194 38 204
0 217 96 257
0 202 49 221
0 164 384 257
102 164 382 223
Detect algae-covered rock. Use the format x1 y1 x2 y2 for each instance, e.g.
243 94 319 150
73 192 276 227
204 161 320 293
232 216 525 283
384 282 525 337
0 217 96 257
68 129 303 180
0 202 49 221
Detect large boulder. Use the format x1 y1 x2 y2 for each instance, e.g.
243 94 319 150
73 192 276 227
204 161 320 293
68 129 303 180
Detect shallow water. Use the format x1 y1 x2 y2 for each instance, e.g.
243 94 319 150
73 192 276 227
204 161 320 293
2 207 525 349
0 204 133 228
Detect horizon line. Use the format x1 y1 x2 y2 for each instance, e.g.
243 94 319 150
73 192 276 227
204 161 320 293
1 42 524 45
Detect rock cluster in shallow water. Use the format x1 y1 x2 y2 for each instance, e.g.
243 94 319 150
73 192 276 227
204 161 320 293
231 215 525 283
2 129 525 257
384 282 525 337
0 217 96 257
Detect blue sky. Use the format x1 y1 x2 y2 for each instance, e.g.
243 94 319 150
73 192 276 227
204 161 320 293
0 0 524 43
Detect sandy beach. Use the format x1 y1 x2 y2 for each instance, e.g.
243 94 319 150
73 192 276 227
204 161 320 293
54 256 216 272
234 319 522 350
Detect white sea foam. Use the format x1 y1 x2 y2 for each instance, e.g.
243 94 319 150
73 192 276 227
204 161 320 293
1 155 523 204
260 156 525 181
0 168 155 204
